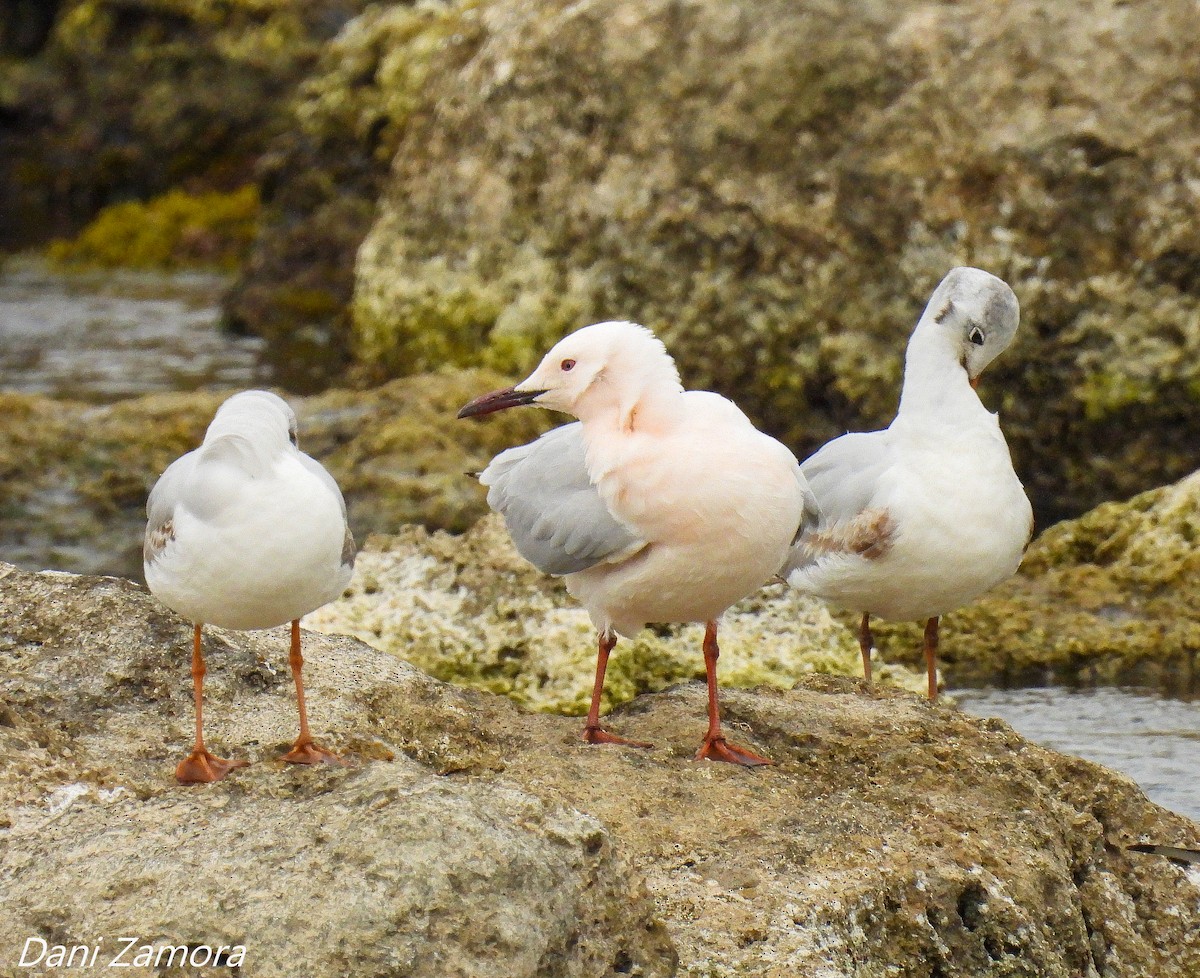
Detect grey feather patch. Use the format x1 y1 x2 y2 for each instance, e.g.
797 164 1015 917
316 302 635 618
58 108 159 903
341 525 357 569
481 423 643 576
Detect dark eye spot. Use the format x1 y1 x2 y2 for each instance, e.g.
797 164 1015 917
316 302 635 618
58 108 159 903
561 359 576 371
969 327 985 346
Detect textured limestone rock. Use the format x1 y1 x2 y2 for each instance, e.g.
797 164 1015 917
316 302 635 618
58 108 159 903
0 376 548 579
306 514 926 713
339 0 1200 526
885 468 1200 694
224 1 478 389
0 564 675 977
2 562 1198 977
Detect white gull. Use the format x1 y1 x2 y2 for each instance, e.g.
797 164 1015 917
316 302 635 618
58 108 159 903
458 321 818 765
784 267 1033 700
144 390 355 783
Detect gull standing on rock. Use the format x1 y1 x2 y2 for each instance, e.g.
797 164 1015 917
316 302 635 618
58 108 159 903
144 390 355 783
784 267 1033 701
458 321 818 766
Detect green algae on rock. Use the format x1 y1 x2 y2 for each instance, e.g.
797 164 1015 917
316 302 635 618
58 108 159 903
46 186 261 270
870 470 1200 694
306 514 926 715
335 0 1200 528
224 0 483 391
3 561 1198 977
0 374 548 578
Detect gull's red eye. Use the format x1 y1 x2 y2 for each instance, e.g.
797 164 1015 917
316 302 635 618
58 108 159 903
561 359 576 371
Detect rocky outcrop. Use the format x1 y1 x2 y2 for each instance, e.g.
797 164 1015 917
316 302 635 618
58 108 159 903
882 467 1200 695
223 2 475 390
0 376 548 579
306 515 925 713
338 0 1200 526
2 562 1199 976
9 0 1200 521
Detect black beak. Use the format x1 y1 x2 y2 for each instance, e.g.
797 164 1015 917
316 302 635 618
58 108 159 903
456 385 547 419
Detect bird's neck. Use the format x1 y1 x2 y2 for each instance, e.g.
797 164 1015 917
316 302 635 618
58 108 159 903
577 381 685 466
895 325 981 422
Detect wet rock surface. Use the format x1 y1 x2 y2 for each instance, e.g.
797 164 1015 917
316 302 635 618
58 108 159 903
2 563 1198 976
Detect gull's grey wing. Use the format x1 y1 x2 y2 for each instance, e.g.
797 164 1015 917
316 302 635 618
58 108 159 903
782 429 895 579
481 423 643 576
801 429 893 525
143 450 197 567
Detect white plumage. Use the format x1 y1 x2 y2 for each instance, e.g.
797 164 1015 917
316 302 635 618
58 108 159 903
785 267 1033 699
460 320 816 765
144 389 354 783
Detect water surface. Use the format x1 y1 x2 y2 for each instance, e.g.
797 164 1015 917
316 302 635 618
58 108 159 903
0 259 265 402
958 687 1200 822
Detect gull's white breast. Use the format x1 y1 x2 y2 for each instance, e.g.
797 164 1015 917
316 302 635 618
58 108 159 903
567 394 806 635
794 416 1031 622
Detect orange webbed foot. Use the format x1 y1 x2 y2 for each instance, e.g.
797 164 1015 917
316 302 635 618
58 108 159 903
582 725 654 749
695 734 773 767
175 749 249 785
282 738 347 766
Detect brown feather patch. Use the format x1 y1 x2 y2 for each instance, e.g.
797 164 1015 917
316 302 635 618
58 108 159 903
806 508 896 561
143 518 175 565
341 525 357 569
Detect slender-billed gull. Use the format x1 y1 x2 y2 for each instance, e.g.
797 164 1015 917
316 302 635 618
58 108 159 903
458 321 818 765
144 390 355 783
785 267 1033 700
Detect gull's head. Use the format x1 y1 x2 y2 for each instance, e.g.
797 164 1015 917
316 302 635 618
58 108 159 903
919 267 1019 386
207 390 299 449
457 321 681 421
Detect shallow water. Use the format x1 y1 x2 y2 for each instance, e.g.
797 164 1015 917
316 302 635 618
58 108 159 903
0 259 265 402
957 687 1200 822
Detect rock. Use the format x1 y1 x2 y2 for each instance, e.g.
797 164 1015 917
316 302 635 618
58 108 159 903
224 2 476 391
0 564 675 977
306 514 926 713
0 0 370 248
2 562 1198 976
0 375 548 579
883 468 1200 694
46 186 261 271
330 0 1200 527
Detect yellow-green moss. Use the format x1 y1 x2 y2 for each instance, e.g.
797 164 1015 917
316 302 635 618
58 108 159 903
307 516 925 715
46 186 261 270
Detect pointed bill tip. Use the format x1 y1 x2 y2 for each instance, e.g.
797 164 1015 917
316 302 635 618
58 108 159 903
456 386 546 419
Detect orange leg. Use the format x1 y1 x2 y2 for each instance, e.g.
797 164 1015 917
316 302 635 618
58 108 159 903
695 620 773 767
281 619 345 765
858 611 874 687
175 623 249 785
582 630 653 748
924 616 940 702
